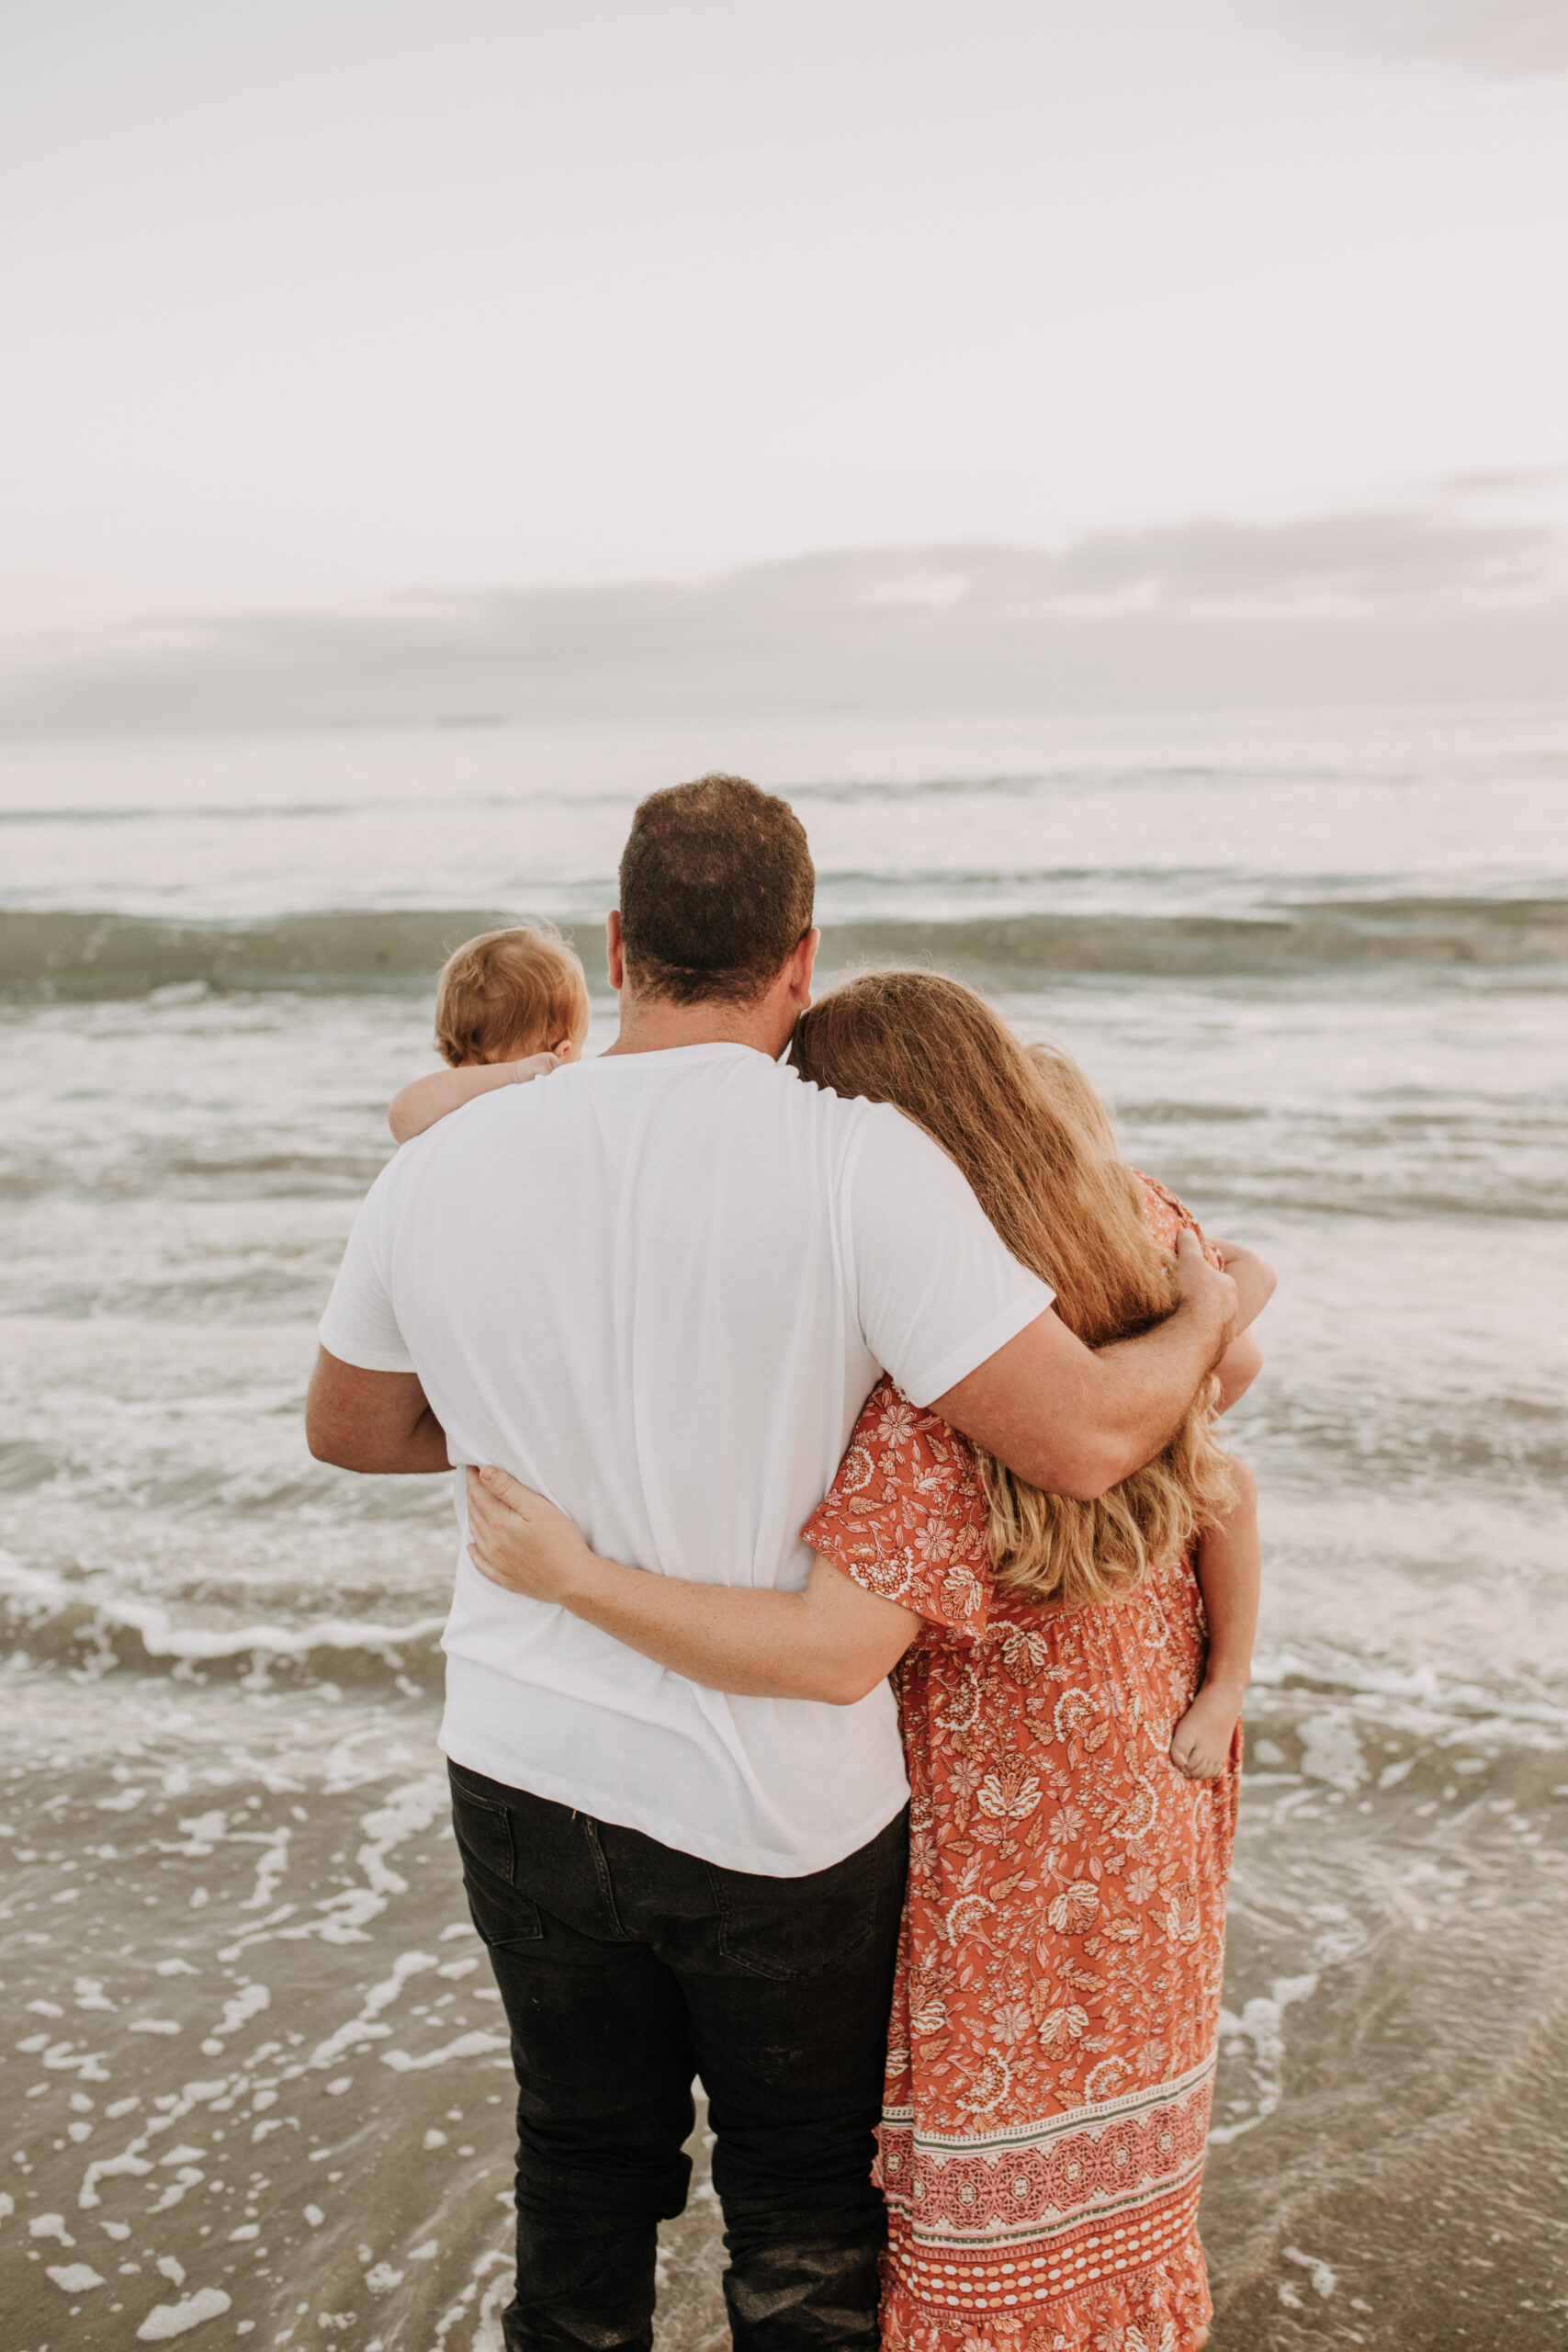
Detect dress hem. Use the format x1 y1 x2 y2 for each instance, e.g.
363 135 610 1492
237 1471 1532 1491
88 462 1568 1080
880 2233 1213 2352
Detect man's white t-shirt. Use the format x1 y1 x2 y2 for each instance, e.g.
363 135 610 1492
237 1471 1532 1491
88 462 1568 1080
319 1044 1051 1876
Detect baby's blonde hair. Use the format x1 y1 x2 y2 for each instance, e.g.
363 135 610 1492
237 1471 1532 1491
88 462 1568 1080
434 926 589 1067
790 969 1236 1611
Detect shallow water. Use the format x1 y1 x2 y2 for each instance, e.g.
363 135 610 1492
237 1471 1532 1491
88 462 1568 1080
3 705 1566 2349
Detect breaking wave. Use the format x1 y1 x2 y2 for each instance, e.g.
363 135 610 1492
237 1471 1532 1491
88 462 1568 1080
0 1554 446 1689
3 894 1567 999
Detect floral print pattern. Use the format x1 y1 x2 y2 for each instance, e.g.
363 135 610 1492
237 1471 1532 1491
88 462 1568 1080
801 1181 1239 2352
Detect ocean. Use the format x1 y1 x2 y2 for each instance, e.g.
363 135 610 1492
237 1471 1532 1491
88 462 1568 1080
2 704 1565 2351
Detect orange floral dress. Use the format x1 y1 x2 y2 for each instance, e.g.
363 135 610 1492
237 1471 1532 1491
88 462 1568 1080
801 1181 1240 2352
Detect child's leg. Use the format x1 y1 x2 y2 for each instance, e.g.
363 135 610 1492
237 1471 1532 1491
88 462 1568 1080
1170 1460 1258 1780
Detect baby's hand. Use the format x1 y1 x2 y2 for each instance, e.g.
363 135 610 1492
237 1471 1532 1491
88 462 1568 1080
511 1052 562 1083
1169 1680 1245 1779
465 1464 593 1602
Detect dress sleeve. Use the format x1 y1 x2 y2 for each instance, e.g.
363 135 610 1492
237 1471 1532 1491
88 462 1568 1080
801 1377 991 1638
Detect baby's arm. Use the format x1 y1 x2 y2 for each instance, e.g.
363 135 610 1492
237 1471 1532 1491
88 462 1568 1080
389 1054 560 1145
1212 1235 1273 1413
1170 1459 1258 1779
462 1464 918 1703
1211 1242 1275 1332
1213 1327 1263 1411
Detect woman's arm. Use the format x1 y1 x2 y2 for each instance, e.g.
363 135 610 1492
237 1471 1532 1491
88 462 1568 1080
463 1465 919 1703
389 1054 561 1145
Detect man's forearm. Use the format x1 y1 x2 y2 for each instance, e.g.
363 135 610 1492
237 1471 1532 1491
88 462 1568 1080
1083 1304 1230 1485
305 1350 451 1474
932 1230 1235 1499
310 1403 450 1474
351 1404 451 1474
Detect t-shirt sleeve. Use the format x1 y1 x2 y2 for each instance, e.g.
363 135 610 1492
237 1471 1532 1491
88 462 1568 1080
847 1105 1054 1407
317 1159 418 1373
802 1378 992 1638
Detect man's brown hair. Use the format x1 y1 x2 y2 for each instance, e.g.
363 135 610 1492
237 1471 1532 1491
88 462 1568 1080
434 925 589 1066
617 774 815 1005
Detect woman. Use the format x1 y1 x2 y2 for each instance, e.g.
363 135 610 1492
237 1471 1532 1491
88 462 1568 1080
465 971 1272 2352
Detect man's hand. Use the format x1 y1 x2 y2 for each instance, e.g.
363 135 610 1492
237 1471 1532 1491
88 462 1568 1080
1175 1226 1240 1355
305 1349 449 1474
931 1226 1239 1502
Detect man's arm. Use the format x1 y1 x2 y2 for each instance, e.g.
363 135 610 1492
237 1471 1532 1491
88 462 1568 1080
931 1227 1237 1499
305 1348 450 1474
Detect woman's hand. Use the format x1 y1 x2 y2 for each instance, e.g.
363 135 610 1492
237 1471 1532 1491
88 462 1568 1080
465 1464 596 1602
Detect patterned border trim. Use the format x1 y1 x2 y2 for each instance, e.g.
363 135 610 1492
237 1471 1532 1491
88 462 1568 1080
886 2177 1204 2318
881 2049 1214 2153
881 2060 1213 2252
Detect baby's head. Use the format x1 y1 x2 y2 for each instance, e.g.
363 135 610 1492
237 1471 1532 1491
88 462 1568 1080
434 926 592 1069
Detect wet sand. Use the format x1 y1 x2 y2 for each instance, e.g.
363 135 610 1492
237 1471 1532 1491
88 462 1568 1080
5 1661 1565 2352
4 1669 519 2351
1204 1690 1568 2348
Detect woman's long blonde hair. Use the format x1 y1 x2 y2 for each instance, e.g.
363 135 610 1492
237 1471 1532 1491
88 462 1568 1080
790 969 1235 1611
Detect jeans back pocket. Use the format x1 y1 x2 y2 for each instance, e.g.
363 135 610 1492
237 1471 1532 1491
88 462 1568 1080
449 1771 545 1949
705 1818 900 1983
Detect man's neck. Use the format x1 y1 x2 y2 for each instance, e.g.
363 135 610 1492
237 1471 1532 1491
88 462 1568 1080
604 994 791 1061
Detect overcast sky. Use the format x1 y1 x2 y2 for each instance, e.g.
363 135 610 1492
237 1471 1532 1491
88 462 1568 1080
5 0 1568 652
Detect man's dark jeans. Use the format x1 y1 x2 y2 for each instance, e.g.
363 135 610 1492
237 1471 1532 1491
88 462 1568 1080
448 1763 908 2352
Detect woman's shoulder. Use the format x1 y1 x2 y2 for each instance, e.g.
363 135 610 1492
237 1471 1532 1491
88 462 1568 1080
845 1375 983 1487
1133 1169 1191 1241
801 1377 990 1634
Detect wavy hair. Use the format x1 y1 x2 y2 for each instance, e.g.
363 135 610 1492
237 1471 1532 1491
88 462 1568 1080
789 969 1235 1610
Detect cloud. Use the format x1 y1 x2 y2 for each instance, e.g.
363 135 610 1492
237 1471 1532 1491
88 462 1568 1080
1440 463 1568 499
1 493 1563 737
917 504 1562 614
1280 0 1568 78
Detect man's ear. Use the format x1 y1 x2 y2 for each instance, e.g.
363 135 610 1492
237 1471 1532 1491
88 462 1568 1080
789 927 820 1009
606 910 626 992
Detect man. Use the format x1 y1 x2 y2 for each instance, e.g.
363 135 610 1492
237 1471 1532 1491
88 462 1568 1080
307 775 1237 2352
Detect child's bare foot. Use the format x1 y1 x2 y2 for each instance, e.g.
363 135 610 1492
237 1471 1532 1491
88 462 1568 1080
1170 1679 1246 1779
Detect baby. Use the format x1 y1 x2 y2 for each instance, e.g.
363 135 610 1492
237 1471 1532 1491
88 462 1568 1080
389 925 592 1146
